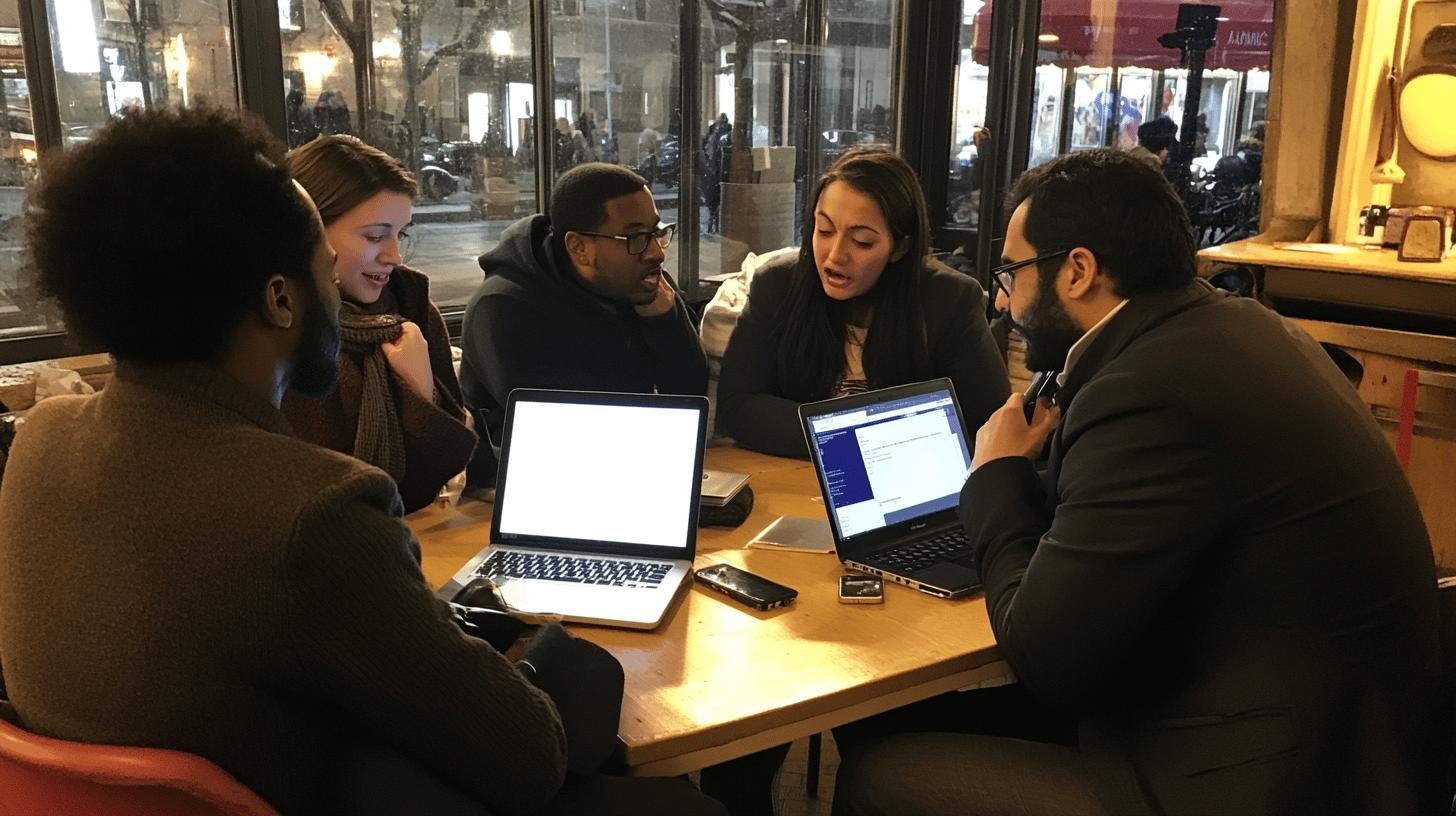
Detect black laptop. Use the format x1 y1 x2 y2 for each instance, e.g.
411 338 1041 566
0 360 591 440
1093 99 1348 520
798 379 981 599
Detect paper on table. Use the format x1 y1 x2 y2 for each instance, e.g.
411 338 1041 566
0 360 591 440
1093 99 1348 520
745 515 836 554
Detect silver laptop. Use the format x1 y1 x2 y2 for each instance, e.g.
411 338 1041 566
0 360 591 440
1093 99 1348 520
798 379 981 599
437 389 707 629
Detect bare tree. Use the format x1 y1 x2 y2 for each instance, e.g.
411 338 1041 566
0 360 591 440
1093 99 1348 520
704 1 797 184
319 0 502 172
317 0 373 139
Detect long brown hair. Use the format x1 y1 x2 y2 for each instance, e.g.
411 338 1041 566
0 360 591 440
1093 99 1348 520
285 135 418 225
775 147 934 401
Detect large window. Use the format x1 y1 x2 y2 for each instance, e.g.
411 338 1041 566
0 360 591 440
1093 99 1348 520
948 0 992 229
2 0 905 356
549 0 683 281
281 0 536 310
0 2 40 342
1 0 239 345
695 0 900 287
1020 0 1274 247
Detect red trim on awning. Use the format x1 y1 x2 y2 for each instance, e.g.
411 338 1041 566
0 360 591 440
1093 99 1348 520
972 0 1275 72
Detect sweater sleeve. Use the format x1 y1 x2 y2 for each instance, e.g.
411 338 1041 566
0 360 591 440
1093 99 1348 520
388 368 478 513
715 266 809 458
278 472 567 814
638 274 709 397
928 274 1010 452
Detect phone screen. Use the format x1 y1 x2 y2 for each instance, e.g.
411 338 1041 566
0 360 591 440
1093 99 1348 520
839 574 884 600
699 565 796 603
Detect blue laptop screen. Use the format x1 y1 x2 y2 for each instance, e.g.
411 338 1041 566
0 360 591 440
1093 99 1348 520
806 388 971 539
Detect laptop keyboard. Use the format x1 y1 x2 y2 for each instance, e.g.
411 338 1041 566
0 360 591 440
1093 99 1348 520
873 530 973 573
477 551 672 589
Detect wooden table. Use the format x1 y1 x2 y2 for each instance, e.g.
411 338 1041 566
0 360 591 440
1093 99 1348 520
407 446 1009 776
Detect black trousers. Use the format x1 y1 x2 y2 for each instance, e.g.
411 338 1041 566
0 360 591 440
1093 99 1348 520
337 741 728 816
698 683 1081 816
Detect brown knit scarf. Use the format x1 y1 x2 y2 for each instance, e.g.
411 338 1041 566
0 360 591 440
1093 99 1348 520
339 301 407 481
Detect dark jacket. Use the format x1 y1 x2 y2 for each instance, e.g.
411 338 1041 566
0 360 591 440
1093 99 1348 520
717 255 1009 458
961 280 1443 815
283 265 476 514
459 215 708 483
0 363 566 816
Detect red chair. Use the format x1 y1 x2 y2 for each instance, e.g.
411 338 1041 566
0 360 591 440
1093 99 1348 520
0 710 279 816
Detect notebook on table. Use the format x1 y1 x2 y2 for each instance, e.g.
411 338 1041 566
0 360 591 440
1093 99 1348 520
798 378 981 599
437 388 708 630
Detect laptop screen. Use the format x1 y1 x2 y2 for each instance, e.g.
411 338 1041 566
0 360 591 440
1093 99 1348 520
805 387 971 539
496 398 701 551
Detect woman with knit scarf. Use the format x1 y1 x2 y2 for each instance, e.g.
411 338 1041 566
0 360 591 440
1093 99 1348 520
284 135 477 512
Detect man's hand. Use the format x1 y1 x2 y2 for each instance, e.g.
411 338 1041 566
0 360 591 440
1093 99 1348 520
971 392 1060 472
634 272 676 317
381 321 435 402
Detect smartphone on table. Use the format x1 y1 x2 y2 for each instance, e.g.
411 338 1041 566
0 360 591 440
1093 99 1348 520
694 564 798 611
838 573 884 604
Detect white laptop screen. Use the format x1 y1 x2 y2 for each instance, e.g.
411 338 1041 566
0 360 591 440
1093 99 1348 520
806 388 970 539
497 399 700 550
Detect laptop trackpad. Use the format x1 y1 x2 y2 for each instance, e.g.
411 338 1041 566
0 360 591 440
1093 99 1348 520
915 561 979 588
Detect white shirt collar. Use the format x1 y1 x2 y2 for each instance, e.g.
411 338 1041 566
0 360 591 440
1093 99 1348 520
1056 299 1130 388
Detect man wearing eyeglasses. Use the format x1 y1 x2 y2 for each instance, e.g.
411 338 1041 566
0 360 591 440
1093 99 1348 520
836 150 1443 815
460 162 708 484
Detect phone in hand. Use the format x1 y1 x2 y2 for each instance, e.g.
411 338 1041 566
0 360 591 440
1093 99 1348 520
1023 370 1059 424
838 573 884 604
694 564 798 611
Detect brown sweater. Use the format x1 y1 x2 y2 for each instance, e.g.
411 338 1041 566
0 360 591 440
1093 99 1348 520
284 265 477 513
0 363 566 815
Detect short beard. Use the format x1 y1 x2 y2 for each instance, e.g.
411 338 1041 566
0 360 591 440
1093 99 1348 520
289 280 341 399
1010 269 1084 374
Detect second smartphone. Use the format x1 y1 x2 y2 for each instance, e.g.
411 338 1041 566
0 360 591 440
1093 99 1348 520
694 564 798 611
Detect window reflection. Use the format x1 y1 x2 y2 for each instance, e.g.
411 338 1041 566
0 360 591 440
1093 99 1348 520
283 0 536 311
699 0 899 286
1007 0 1274 248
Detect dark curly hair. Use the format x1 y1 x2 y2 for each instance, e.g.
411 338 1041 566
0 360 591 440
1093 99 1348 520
28 105 321 362
1006 148 1195 297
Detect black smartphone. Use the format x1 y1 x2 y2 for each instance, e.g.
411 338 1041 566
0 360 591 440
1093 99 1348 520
694 564 798 611
1023 370 1058 423
838 573 884 604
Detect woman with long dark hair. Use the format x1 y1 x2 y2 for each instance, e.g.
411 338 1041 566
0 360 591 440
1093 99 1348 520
716 147 1008 457
283 135 476 512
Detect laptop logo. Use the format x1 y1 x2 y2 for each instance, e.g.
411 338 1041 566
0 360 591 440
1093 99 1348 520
910 521 928 530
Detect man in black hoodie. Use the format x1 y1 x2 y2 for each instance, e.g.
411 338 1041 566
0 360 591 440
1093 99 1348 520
460 163 709 484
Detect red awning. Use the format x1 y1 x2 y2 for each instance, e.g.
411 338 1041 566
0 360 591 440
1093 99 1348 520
972 0 1275 72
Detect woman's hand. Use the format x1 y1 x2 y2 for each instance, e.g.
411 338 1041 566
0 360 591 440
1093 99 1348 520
382 321 435 402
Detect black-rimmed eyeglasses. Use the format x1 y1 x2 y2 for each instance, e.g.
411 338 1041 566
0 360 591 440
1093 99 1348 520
577 222 677 256
990 248 1071 295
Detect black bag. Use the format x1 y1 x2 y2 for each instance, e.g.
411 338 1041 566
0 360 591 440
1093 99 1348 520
520 623 625 774
697 484 754 528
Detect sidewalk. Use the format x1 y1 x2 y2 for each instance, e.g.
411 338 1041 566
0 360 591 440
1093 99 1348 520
412 188 682 224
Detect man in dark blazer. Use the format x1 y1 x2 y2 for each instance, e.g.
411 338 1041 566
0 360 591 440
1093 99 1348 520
835 150 1444 816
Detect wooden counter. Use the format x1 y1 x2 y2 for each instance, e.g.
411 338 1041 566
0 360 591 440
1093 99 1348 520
407 446 1009 776
1198 239 1456 324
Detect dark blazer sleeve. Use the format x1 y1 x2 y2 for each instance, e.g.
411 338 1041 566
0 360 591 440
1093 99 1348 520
716 263 809 458
925 270 1010 449
638 273 709 397
279 472 567 814
960 374 1224 710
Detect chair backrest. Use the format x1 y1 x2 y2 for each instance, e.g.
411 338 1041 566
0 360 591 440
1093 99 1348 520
0 711 279 816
